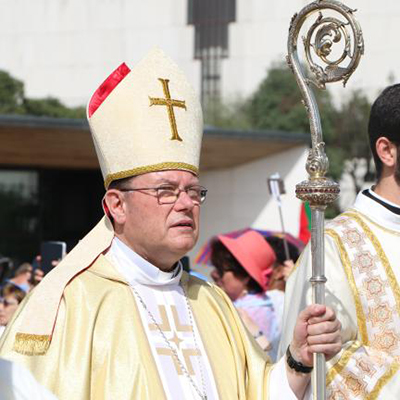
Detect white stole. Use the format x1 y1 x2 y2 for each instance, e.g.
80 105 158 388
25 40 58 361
105 237 219 400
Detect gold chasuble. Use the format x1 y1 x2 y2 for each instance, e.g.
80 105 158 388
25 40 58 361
0 221 278 400
280 190 400 399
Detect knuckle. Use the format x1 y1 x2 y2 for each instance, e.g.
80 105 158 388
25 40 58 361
322 321 330 332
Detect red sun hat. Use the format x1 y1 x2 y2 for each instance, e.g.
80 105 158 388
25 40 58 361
218 230 277 291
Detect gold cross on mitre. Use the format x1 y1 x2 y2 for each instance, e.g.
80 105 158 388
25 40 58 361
149 78 187 142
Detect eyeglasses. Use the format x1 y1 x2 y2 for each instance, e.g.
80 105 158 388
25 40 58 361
119 184 208 205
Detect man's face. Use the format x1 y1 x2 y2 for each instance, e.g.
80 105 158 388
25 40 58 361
116 170 201 270
25 268 32 282
0 296 19 326
211 269 248 301
268 264 286 292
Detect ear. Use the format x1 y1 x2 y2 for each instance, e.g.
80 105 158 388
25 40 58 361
376 137 397 169
104 189 127 225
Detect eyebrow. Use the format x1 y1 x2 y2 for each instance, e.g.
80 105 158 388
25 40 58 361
152 178 200 186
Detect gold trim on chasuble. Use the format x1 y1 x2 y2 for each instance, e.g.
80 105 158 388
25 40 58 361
104 162 198 189
325 212 400 399
13 333 51 356
325 229 369 344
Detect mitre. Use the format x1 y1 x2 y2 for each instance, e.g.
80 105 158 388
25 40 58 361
87 48 203 188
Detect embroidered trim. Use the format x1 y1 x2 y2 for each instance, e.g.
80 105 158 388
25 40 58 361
326 341 361 386
326 211 400 399
367 361 400 400
104 162 198 188
13 333 51 355
344 212 400 317
326 229 369 344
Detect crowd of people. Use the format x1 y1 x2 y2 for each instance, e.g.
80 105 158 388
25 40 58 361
0 48 398 399
0 258 44 337
0 228 300 363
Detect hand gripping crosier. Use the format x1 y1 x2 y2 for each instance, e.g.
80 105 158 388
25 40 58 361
286 1 364 399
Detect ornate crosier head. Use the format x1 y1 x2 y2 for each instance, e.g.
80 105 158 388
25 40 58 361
287 0 364 207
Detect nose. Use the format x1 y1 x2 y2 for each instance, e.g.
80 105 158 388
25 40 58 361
174 190 195 210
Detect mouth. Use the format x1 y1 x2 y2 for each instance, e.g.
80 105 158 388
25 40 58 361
171 220 194 229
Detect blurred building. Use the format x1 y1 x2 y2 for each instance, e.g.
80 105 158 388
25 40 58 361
0 116 104 263
1 0 396 264
0 0 397 107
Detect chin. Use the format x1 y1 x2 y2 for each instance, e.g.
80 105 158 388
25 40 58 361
172 237 197 254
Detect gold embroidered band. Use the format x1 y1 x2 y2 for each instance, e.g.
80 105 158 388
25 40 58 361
104 162 198 189
325 211 400 399
344 211 400 316
326 229 369 344
326 341 361 386
13 333 51 356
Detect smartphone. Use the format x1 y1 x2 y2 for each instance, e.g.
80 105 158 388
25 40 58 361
40 241 67 274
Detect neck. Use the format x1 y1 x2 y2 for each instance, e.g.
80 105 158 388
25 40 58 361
115 234 178 272
236 289 248 301
373 176 400 207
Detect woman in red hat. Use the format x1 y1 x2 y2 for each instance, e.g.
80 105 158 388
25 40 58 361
210 230 283 360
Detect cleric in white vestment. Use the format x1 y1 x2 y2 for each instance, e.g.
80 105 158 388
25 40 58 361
279 84 400 399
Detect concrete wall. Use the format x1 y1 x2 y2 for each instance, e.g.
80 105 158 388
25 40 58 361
189 145 308 265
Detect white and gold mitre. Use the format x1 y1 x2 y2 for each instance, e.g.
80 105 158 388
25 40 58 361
87 48 203 188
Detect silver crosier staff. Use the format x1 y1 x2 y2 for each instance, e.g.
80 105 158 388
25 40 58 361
286 1 364 399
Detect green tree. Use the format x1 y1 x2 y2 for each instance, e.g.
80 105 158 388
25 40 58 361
206 61 374 216
24 97 85 118
204 97 251 130
248 61 336 140
327 90 372 190
0 69 85 118
0 70 25 114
